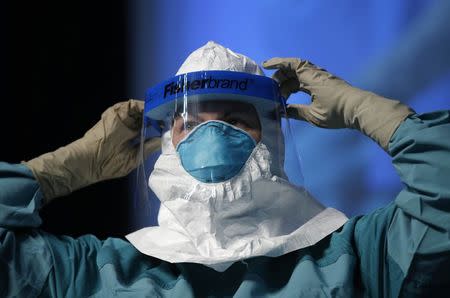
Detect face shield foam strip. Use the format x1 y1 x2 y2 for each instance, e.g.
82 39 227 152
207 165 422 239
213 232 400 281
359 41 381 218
144 70 285 122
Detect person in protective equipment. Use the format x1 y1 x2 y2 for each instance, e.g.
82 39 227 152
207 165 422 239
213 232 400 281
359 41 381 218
1 41 449 297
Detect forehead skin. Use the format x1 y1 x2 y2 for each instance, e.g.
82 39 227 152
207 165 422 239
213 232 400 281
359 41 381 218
171 100 261 147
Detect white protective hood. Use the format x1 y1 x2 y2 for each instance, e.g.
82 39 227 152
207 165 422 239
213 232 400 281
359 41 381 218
126 41 348 272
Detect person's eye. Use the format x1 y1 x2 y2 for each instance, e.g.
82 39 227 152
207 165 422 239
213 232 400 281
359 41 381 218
227 118 249 128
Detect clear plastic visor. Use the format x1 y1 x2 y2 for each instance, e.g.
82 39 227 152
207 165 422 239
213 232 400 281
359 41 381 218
131 71 305 228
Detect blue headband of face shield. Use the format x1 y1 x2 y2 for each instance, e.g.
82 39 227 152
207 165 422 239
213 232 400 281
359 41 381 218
143 71 285 183
144 71 284 122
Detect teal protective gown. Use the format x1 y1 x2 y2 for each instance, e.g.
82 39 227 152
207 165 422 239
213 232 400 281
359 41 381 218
1 111 449 297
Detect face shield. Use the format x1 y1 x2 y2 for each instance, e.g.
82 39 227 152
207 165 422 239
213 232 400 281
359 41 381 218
127 41 347 272
133 69 305 222
148 70 293 178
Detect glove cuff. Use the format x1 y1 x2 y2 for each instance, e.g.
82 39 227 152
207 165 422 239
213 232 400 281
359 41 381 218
23 141 93 204
351 92 415 151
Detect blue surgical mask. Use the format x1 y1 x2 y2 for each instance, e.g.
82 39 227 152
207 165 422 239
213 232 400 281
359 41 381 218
176 121 257 183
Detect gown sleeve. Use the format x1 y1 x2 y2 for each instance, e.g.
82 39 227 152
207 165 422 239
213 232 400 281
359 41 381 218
0 162 148 298
0 162 53 297
0 163 106 297
354 111 450 297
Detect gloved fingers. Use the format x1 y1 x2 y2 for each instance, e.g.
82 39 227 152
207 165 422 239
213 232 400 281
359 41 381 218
296 62 350 91
90 99 144 143
114 99 145 131
264 57 344 89
279 77 302 99
86 110 138 144
264 58 314 99
272 67 296 83
286 104 311 122
143 137 161 157
262 57 301 71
